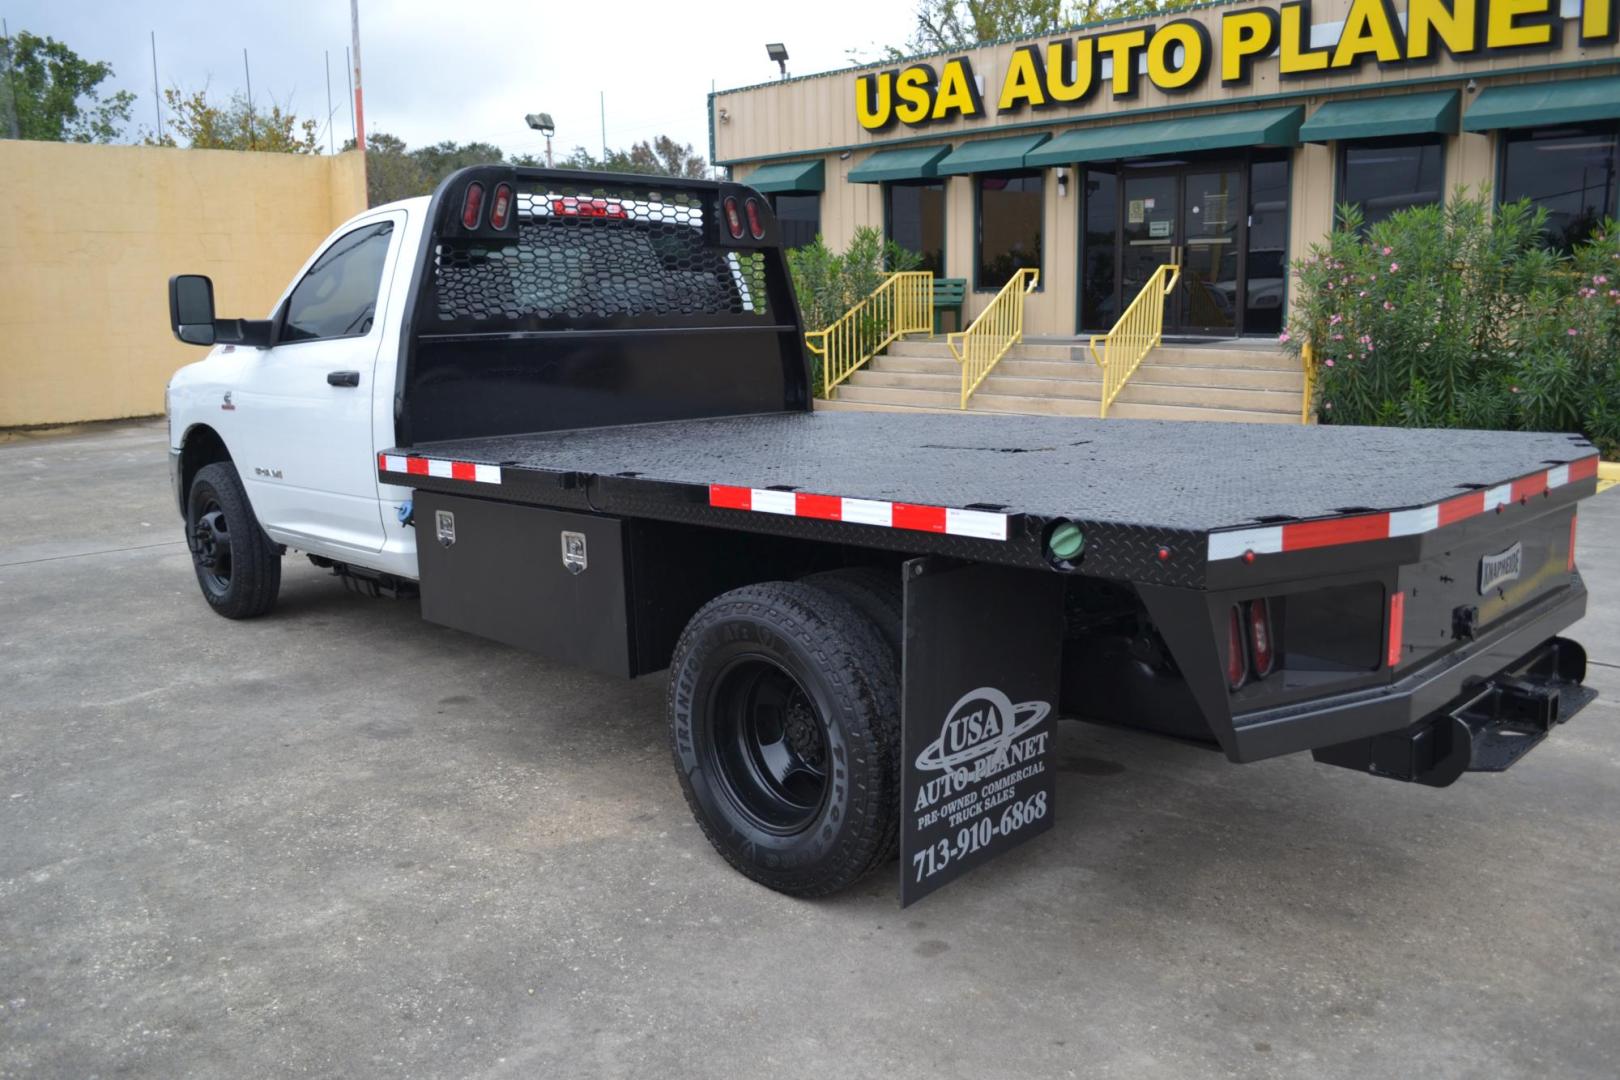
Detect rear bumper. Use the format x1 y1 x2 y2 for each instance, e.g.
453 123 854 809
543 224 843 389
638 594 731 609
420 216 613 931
1227 579 1589 763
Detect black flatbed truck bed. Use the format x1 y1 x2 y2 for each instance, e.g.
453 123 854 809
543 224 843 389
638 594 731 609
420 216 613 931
360 165 1601 904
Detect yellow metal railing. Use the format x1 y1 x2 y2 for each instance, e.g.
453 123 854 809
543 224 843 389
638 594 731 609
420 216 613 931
1300 340 1316 424
948 268 1040 408
1087 263 1180 418
803 271 935 397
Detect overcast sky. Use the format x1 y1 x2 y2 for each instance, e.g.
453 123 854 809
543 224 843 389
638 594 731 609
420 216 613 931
7 0 916 160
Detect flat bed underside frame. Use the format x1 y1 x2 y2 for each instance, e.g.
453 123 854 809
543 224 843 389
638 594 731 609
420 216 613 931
381 411 1596 587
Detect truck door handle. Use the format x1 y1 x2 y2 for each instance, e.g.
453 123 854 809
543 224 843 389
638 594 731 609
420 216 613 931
327 370 360 387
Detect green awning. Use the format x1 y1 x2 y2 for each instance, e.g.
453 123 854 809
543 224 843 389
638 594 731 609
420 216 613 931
1462 76 1620 132
743 159 824 194
1024 106 1303 167
1299 91 1459 143
935 134 1051 176
848 144 952 184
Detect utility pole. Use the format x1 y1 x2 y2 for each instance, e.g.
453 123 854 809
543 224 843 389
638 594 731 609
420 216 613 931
349 0 366 152
2 19 20 140
150 32 163 141
344 46 355 145
600 91 606 163
324 50 334 154
243 49 255 149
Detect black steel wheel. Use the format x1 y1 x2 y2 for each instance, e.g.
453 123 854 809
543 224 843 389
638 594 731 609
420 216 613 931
668 580 900 898
186 461 281 619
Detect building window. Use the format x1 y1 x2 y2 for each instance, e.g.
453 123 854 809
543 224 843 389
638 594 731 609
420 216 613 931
1337 137 1444 229
1245 157 1289 337
769 194 821 250
975 171 1043 290
1079 169 1117 331
1501 123 1620 252
885 180 946 275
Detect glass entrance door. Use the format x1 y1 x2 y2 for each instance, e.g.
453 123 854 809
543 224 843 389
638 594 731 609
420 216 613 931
1116 165 1245 335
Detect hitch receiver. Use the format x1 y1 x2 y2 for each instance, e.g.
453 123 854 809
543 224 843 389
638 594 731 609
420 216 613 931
1312 638 1593 788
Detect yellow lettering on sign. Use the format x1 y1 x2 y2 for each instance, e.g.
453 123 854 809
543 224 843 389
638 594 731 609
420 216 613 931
1279 2 1330 74
1407 0 1478 59
856 73 893 131
1581 0 1615 41
1045 39 1096 104
998 47 1046 112
1095 28 1148 95
1487 0 1555 49
1221 8 1281 84
1146 20 1209 91
894 66 935 125
1332 0 1404 67
934 58 982 120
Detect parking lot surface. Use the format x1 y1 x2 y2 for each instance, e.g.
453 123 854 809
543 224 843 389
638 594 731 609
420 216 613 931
3 420 1618 1079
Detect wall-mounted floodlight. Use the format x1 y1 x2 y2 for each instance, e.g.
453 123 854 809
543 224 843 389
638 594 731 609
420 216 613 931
766 43 789 79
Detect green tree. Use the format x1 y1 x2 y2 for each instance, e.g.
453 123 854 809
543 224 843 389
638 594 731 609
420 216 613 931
147 85 320 153
555 135 709 178
866 0 1193 58
0 29 135 142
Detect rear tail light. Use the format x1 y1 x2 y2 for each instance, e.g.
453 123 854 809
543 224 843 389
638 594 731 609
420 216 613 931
1247 598 1275 678
550 197 626 219
1226 605 1248 690
461 182 485 229
1387 590 1406 669
489 182 513 229
723 195 744 239
744 197 765 239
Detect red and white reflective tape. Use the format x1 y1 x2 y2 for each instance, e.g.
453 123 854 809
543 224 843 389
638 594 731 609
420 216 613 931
1207 457 1598 562
378 453 502 485
709 485 1008 541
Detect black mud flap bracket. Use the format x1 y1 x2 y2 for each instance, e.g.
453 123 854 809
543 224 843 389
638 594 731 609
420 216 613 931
899 558 1065 907
1312 637 1594 788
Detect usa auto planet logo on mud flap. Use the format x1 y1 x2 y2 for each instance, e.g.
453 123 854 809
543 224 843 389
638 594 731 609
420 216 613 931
909 686 1052 886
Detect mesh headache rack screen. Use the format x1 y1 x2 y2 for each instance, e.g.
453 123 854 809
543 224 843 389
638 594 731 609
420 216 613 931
431 176 770 327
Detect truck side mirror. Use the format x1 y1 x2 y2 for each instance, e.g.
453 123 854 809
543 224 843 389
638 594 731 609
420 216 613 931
169 274 217 346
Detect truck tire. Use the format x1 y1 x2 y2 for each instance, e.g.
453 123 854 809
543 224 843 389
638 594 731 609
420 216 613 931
186 461 281 619
802 566 903 660
667 581 900 897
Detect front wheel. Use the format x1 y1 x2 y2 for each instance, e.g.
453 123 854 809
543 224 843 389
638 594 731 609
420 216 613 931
186 461 281 619
667 581 900 897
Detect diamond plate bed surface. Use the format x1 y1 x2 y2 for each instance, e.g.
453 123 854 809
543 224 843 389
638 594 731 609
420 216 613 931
399 411 1593 531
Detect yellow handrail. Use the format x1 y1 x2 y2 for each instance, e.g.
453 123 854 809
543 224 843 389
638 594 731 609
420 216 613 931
947 268 1040 409
1087 263 1181 418
1300 340 1315 424
803 271 935 397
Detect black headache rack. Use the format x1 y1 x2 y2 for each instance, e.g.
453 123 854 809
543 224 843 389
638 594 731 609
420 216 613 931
392 166 811 447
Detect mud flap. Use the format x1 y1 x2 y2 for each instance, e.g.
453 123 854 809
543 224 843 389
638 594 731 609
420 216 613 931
899 558 1066 907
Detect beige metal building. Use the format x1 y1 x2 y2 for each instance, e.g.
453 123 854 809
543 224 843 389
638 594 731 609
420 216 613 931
712 0 1620 340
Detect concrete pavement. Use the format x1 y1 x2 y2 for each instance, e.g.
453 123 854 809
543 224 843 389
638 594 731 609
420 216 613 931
2 420 1617 1079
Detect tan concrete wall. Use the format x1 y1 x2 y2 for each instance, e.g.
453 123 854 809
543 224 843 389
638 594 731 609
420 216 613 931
0 141 367 427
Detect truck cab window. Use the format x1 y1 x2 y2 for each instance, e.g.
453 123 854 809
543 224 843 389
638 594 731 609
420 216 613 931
281 221 395 343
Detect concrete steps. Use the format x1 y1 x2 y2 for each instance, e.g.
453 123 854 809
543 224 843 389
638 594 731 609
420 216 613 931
828 337 1304 424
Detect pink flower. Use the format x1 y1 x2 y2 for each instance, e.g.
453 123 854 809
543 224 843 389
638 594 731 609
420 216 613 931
1324 402 1333 410
1383 301 1395 310
1324 358 1335 368
1389 262 1399 272
1331 332 1344 341
1329 313 1343 325
1359 290 1368 298
1511 386 1520 394
1359 334 1372 344
1596 275 1609 285
1568 328 1580 336
1382 246 1392 256
1278 330 1292 344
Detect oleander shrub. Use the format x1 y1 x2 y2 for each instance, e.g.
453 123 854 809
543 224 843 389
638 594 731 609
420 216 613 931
787 227 922 395
1284 192 1620 458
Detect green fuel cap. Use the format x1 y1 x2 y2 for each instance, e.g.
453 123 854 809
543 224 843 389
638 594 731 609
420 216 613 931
1048 521 1086 561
